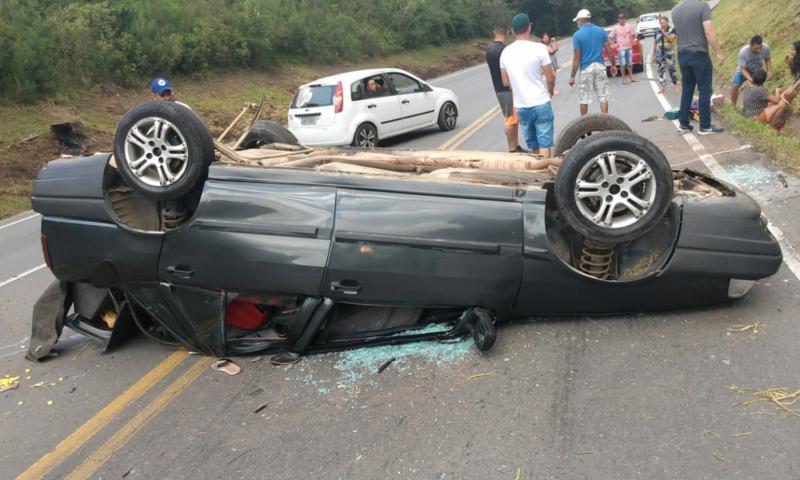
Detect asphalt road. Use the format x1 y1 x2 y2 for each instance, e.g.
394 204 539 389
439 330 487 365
3 33 800 479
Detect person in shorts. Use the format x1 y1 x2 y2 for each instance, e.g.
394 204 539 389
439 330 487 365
730 35 772 107
499 13 558 160
486 20 522 152
742 68 797 130
569 9 617 115
609 12 638 83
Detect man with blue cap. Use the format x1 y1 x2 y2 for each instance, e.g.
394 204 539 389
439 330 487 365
151 77 175 102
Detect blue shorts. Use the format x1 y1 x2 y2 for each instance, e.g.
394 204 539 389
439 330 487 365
517 102 555 150
617 48 633 66
731 70 747 86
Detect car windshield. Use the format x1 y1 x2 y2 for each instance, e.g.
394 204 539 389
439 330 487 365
292 85 335 108
640 15 657 22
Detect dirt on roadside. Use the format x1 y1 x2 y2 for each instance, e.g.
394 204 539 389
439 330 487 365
0 41 487 219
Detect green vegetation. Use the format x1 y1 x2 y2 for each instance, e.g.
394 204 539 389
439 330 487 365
0 39 485 219
712 0 800 172
0 0 509 102
719 105 800 173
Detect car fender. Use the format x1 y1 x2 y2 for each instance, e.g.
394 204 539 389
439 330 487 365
348 112 381 141
432 89 459 118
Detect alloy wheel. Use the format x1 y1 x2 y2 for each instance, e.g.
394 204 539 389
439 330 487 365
574 150 657 229
124 117 189 187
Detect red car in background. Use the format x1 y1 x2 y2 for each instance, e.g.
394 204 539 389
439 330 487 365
603 27 645 74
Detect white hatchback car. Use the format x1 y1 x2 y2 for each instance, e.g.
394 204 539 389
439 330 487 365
288 68 459 147
636 13 661 38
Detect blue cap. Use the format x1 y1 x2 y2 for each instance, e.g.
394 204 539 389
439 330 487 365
151 77 172 95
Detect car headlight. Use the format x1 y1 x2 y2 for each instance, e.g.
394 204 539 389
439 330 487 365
728 279 755 299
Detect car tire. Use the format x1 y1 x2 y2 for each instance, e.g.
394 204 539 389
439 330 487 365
554 131 673 244
352 122 378 148
239 120 299 149
437 101 458 131
553 113 632 157
113 102 213 200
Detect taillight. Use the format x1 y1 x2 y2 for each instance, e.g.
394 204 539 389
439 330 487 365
334 81 344 113
41 235 52 268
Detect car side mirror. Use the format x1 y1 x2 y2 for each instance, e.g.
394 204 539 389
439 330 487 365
421 84 433 92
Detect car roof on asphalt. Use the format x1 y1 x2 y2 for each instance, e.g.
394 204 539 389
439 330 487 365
300 68 410 87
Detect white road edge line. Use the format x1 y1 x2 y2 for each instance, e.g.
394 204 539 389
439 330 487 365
0 263 47 288
644 61 800 281
0 213 40 231
0 336 30 351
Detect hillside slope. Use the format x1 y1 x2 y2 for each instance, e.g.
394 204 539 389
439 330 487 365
714 0 800 88
712 0 800 172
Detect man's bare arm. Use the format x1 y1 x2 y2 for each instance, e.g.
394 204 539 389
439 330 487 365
703 20 724 62
501 68 510 88
604 43 618 76
765 58 773 78
570 48 581 82
543 64 556 96
741 67 753 83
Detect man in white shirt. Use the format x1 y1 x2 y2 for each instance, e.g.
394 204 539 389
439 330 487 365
499 13 557 159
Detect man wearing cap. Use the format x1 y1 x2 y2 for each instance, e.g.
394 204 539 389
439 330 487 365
499 13 557 159
569 9 617 115
151 77 191 109
151 77 175 101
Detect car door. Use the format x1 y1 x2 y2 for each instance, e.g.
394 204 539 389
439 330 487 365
351 76 404 138
158 174 336 297
322 185 524 318
384 72 437 131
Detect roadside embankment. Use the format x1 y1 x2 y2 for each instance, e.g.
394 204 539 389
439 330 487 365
0 40 486 219
712 0 800 173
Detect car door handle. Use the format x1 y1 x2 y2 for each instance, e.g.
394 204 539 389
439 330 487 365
401 100 410 104
330 280 361 295
166 265 194 279
367 104 377 109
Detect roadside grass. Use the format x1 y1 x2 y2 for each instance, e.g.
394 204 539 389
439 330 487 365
0 39 485 219
0 182 33 219
712 0 800 171
718 104 800 174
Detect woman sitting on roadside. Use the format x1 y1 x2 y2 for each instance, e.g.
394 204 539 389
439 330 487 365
742 68 797 130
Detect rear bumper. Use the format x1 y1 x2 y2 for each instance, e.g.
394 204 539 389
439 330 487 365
289 122 351 147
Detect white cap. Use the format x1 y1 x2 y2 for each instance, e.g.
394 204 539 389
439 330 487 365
573 9 591 22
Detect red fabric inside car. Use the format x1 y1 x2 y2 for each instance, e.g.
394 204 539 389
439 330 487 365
225 299 269 330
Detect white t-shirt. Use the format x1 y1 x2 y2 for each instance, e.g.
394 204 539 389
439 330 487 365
499 40 552 108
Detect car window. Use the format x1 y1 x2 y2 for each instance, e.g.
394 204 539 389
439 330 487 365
386 73 422 95
350 81 364 101
292 85 335 108
355 75 391 100
640 15 657 21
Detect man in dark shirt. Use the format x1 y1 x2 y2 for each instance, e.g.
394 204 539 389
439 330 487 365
671 0 725 135
486 21 522 152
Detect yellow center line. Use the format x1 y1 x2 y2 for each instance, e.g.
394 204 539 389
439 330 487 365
438 105 501 151
16 349 189 480
64 357 208 480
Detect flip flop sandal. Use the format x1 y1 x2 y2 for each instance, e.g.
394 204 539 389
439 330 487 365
212 358 242 375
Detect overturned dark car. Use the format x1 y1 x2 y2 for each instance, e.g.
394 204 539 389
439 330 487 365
30 103 782 362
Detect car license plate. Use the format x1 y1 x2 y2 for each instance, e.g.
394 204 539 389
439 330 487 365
301 116 318 126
